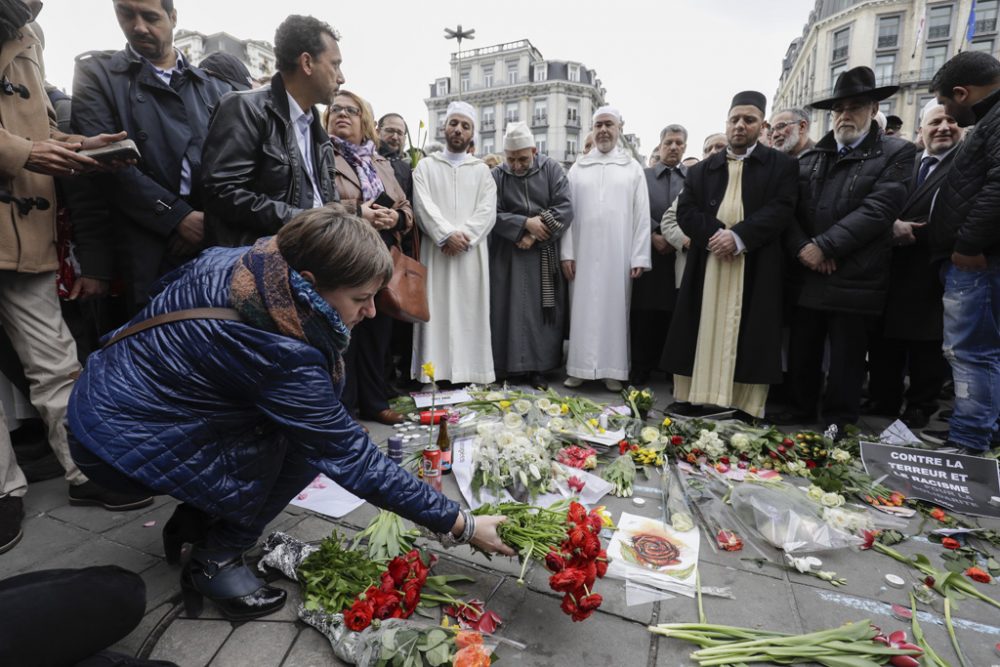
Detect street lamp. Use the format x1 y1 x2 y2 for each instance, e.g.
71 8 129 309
444 24 475 99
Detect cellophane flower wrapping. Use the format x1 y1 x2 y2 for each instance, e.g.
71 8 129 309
730 483 863 553
352 619 499 667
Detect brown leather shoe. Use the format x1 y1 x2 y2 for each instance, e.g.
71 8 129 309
368 408 406 425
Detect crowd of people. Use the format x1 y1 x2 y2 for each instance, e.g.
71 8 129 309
0 0 998 640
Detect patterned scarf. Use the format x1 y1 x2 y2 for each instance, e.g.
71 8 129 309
230 237 351 384
539 209 565 322
332 136 385 202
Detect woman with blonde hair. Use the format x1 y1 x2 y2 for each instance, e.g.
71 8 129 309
324 90 413 425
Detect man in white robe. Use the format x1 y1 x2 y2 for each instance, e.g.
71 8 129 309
412 102 497 384
561 107 651 391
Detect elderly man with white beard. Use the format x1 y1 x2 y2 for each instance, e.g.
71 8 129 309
769 108 815 157
561 106 650 391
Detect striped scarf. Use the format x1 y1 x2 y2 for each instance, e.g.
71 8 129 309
229 237 350 384
539 209 565 321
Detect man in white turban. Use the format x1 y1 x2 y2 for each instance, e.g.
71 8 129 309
412 101 497 384
562 106 651 392
489 122 573 389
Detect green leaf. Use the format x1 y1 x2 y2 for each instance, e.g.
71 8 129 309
425 641 453 666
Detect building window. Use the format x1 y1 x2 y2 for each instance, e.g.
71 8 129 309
460 69 470 92
874 53 895 85
507 62 518 85
505 102 519 123
877 15 901 49
435 79 448 97
567 100 579 125
481 106 495 131
927 4 953 41
830 62 848 86
568 64 580 82
532 99 547 125
534 63 546 82
482 138 494 155
970 39 995 53
831 27 850 61
534 134 547 154
482 65 493 88
878 100 894 116
566 136 578 157
976 0 999 33
436 111 446 136
923 44 948 76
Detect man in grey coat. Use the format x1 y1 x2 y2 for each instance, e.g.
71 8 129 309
489 123 573 389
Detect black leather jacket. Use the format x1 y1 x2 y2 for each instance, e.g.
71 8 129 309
202 73 337 247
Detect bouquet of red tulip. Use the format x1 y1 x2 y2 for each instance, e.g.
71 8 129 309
544 501 610 622
344 548 430 632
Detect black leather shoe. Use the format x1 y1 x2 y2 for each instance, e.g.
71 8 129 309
68 481 154 511
163 504 213 565
899 406 931 430
0 495 24 555
528 372 549 391
181 548 286 621
765 409 818 426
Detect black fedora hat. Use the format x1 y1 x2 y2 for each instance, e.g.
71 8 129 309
811 66 899 110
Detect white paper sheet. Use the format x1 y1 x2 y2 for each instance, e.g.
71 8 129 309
290 474 366 518
411 389 473 408
880 420 922 445
452 437 612 509
606 512 701 598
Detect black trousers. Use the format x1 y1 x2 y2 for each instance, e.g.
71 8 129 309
788 307 870 425
867 334 947 412
630 308 672 376
342 311 393 416
0 566 149 666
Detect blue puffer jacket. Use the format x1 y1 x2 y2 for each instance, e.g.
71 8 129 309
68 247 459 534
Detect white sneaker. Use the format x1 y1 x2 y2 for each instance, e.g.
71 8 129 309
604 379 623 392
563 376 584 388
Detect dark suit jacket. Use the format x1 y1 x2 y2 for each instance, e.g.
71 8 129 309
883 147 959 340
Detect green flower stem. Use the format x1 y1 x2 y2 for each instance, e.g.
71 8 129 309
944 597 972 667
873 542 1000 610
908 593 950 667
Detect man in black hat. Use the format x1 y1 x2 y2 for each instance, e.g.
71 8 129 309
885 114 904 137
775 66 916 434
662 91 798 419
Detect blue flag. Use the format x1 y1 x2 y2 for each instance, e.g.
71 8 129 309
967 0 978 42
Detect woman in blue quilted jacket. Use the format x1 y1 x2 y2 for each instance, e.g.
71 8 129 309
66 205 513 621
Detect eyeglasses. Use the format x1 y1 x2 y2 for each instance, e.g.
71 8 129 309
831 103 869 115
380 127 405 137
331 105 361 117
771 121 802 132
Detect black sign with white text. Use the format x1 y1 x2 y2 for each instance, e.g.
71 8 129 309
860 442 1000 518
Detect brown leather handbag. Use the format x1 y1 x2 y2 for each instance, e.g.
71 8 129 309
376 230 430 323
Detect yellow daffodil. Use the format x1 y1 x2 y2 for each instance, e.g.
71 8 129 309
421 361 435 381
588 418 599 427
662 417 672 427
594 505 615 528
499 400 511 410
561 403 569 414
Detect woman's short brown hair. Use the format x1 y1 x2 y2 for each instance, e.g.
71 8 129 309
323 90 378 144
276 204 392 290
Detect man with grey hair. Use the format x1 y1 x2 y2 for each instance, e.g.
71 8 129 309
630 123 687 385
776 66 915 433
489 122 573 390
769 108 814 157
562 106 650 391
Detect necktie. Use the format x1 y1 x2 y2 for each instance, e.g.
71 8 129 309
838 145 851 159
916 156 939 188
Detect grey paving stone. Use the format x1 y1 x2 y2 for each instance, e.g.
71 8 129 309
22 477 70 515
140 560 183 612
281 514 342 543
281 627 351 667
47 499 161 534
108 602 176 657
209 621 299 667
149 619 232 666
3 514 92 573
492 579 654 667
103 501 181 557
35 535 159 574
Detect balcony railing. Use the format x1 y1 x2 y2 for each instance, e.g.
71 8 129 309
976 17 998 33
927 25 950 40
832 45 849 60
877 34 898 48
566 116 580 128
531 114 548 127
480 119 496 132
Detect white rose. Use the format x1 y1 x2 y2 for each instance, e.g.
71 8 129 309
534 428 553 445
536 398 552 410
730 433 751 452
548 416 566 431
821 492 845 508
545 404 563 417
503 412 524 430
513 399 532 415
831 448 851 463
785 460 802 474
485 391 505 401
807 485 825 501
641 426 660 444
496 431 516 447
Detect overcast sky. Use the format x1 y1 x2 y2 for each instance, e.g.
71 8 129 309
39 0 816 159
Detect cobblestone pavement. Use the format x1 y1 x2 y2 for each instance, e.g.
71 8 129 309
6 377 1000 666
